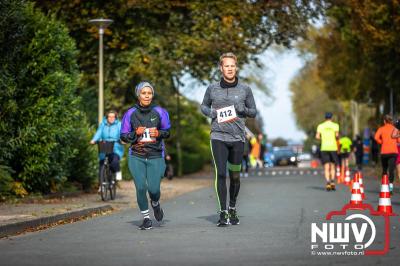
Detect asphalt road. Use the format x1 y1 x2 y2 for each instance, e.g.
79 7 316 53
1 168 400 266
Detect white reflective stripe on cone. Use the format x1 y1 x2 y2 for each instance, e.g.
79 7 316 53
379 198 392 206
351 194 362 201
353 183 360 189
380 185 390 193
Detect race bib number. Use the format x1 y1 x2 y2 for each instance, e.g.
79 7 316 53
217 105 237 123
139 128 156 143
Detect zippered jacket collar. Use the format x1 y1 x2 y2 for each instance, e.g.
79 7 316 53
220 77 238 88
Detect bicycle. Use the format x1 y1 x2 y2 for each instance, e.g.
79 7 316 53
98 141 117 201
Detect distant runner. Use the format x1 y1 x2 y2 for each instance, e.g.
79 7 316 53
375 114 398 194
339 135 352 175
316 112 339 191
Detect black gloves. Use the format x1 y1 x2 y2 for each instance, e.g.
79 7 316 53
234 103 246 115
210 108 217 119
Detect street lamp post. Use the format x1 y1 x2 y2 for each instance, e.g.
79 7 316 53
89 18 113 125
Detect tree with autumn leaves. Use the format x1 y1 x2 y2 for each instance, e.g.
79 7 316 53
1 0 323 197
291 0 400 146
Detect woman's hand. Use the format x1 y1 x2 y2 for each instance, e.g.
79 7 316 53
149 127 159 138
90 140 96 145
135 126 146 136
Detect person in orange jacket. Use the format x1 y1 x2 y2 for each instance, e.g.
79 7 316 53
375 114 398 194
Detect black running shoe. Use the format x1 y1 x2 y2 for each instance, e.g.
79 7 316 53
217 211 229 227
330 183 336 191
151 202 164 222
139 218 152 230
229 208 240 225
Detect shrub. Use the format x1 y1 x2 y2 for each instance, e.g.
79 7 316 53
0 1 96 195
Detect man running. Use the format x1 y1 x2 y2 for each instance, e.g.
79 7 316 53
316 112 340 191
339 135 352 175
201 52 257 226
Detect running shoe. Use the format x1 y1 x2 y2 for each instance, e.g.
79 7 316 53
217 211 229 227
151 201 164 222
389 183 393 195
330 182 336 191
326 183 331 191
229 208 240 225
139 218 152 230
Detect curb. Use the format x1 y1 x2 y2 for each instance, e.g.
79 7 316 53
0 205 113 238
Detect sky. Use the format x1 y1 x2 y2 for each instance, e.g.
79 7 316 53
180 49 307 142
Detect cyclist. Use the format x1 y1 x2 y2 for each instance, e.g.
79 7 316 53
316 112 339 191
375 114 398 194
339 135 352 175
90 110 124 187
201 52 257 226
120 81 171 230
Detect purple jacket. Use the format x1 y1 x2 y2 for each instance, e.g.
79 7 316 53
120 103 170 158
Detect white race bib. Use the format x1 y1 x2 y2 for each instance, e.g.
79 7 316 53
217 105 237 123
139 128 156 143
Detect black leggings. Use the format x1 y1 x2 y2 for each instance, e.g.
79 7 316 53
211 139 244 211
381 154 397 183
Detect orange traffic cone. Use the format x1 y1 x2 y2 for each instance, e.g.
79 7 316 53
336 165 342 184
377 174 396 216
344 167 351 185
358 171 366 200
349 172 363 208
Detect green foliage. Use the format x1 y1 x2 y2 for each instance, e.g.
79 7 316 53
34 0 323 123
32 0 322 177
290 61 343 137
166 97 211 174
291 48 375 144
0 0 97 195
314 1 400 114
0 165 14 199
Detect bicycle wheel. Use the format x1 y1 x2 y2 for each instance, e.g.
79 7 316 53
109 172 117 200
99 165 109 201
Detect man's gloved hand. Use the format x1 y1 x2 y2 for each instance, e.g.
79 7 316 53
234 103 246 115
210 108 217 119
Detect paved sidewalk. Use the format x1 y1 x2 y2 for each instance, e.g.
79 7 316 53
0 171 212 237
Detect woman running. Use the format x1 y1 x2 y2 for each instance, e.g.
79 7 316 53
375 114 398 194
120 81 171 230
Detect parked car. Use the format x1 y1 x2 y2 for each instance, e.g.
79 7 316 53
271 148 298 166
297 153 312 168
297 152 320 168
